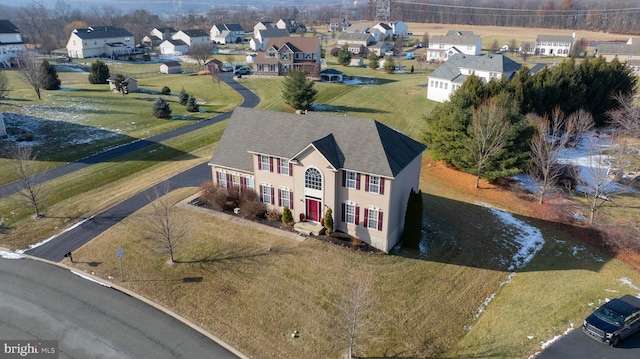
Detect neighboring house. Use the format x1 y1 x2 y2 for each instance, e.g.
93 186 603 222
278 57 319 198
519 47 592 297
276 18 302 33
66 26 137 59
594 40 640 74
212 30 235 45
204 58 223 73
427 31 482 62
250 28 290 51
372 23 393 41
347 23 371 34
160 61 182 74
329 18 349 32
337 32 375 47
368 42 394 57
0 19 26 68
159 39 189 55
107 76 138 93
143 27 177 47
208 107 426 253
210 24 245 44
535 33 575 56
427 53 522 102
171 29 210 47
390 21 409 36
320 68 344 82
253 21 273 37
253 36 321 76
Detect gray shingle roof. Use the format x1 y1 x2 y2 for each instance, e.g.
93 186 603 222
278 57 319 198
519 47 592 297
210 108 426 177
431 34 480 46
429 53 521 81
215 24 244 32
338 32 372 42
537 34 574 43
596 43 640 56
258 28 290 38
181 29 209 38
446 30 474 36
0 20 19 34
73 26 132 39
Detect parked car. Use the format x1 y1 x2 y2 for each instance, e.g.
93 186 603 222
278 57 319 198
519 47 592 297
582 295 640 347
406 52 415 59
221 63 233 72
234 66 251 75
413 43 423 49
384 51 397 56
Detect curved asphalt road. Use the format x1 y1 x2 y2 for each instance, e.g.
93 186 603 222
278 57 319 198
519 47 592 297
0 257 240 358
536 326 640 358
0 72 259 199
8 73 258 261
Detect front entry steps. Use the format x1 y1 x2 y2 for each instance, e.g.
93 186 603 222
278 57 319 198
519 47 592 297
293 221 324 236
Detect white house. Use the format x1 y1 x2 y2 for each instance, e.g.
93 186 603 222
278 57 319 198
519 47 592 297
535 33 575 57
390 21 409 36
372 23 393 41
171 29 210 47
253 21 273 38
250 28 290 51
159 39 188 56
0 20 26 68
427 31 482 62
66 26 136 59
210 24 245 44
427 53 522 102
142 27 177 47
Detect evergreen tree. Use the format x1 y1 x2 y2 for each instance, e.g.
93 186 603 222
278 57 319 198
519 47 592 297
324 207 334 236
88 60 110 84
112 74 129 96
161 86 171 95
179 88 189 106
186 95 199 112
40 60 60 90
383 56 395 73
282 206 293 225
336 44 351 66
281 70 317 110
367 52 379 69
152 98 172 119
402 188 423 249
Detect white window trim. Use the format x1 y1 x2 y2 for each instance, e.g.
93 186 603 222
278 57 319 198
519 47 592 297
368 175 380 194
367 207 379 230
345 203 356 224
262 184 272 204
345 171 356 189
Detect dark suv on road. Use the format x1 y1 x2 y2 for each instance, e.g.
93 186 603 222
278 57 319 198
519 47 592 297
583 295 640 347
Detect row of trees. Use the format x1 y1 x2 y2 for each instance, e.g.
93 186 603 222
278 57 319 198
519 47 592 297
423 57 637 222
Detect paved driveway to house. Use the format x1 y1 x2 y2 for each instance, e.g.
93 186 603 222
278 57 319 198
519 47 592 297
0 256 242 359
537 327 640 358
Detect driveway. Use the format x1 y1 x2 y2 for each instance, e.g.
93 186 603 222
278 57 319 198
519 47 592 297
0 256 243 358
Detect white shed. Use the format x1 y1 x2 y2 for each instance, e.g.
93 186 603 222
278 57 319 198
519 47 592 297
160 62 182 74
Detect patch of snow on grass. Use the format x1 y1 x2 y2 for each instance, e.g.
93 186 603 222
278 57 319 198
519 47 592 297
465 272 516 331
342 76 383 85
484 206 545 271
0 250 22 259
620 277 640 296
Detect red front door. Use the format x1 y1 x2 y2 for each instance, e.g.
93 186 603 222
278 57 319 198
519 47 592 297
306 198 321 222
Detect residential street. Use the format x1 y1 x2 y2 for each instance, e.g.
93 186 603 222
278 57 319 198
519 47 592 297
0 256 242 358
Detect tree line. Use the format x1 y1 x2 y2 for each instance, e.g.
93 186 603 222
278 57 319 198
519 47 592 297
423 56 637 221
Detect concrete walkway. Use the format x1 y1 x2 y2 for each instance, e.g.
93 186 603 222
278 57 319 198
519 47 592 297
178 193 308 243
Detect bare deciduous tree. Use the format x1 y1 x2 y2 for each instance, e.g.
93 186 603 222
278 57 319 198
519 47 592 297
4 145 46 219
189 42 216 67
146 183 186 264
528 108 594 204
210 67 222 89
336 271 380 359
466 99 511 188
17 52 46 100
577 131 626 224
606 92 640 137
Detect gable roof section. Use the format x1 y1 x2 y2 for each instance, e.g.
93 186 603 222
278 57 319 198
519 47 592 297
210 108 426 178
462 53 522 73
267 36 319 53
215 23 244 32
537 34 573 43
431 34 480 46
338 32 372 42
0 20 19 34
596 43 640 56
73 26 133 39
446 30 474 36
181 29 209 38
162 39 188 47
258 28 290 38
375 22 392 30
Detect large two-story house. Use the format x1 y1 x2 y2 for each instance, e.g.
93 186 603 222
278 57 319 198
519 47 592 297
535 33 574 56
427 53 522 102
171 29 210 47
208 108 426 252
66 26 137 59
0 20 26 68
250 28 290 51
595 37 640 74
252 36 321 76
142 27 177 48
427 30 482 62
